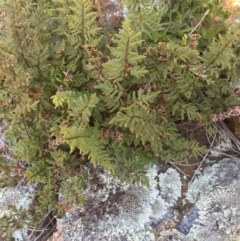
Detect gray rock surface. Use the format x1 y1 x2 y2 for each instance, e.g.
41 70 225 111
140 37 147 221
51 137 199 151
3 158 239 240
58 166 182 241
185 158 240 241
0 185 35 240
57 158 240 241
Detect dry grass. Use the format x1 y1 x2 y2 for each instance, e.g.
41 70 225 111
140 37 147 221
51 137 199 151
0 120 12 163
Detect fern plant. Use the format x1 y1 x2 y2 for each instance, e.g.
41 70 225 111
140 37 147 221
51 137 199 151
0 0 240 237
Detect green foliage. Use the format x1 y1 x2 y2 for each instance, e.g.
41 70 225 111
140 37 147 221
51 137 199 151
0 206 28 240
59 171 88 207
0 186 34 240
1 0 240 237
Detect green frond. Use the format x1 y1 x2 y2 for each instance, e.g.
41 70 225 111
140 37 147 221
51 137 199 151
66 0 101 46
50 150 70 168
52 92 99 126
51 91 80 108
126 89 160 106
95 80 123 103
68 93 100 126
61 125 115 172
14 139 39 163
161 139 207 163
130 65 149 79
128 7 165 41
12 94 39 119
122 0 157 11
25 160 51 183
172 103 201 121
59 173 88 207
2 0 240 236
103 20 148 81
202 28 240 70
109 104 163 153
174 47 199 63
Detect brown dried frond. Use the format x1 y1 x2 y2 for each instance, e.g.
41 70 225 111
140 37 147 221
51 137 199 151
157 42 168 49
211 106 240 122
63 70 74 82
111 132 124 141
156 42 171 61
93 0 124 29
162 93 170 102
189 34 201 50
57 85 70 92
142 143 150 152
142 83 157 92
157 52 171 61
82 44 103 58
223 0 240 25
48 138 62 151
156 105 168 115
100 128 124 141
100 128 112 139
10 164 26 177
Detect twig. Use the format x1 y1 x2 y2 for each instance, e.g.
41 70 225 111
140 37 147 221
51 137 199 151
189 9 210 36
189 132 217 184
169 161 190 177
218 120 240 151
169 161 201 166
15 176 26 189
208 150 239 158
27 206 56 240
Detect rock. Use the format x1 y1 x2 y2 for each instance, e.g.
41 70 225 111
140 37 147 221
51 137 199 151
52 158 240 241
57 166 182 241
0 185 35 240
185 158 240 241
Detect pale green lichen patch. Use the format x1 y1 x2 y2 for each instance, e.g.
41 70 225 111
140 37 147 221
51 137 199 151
159 168 182 205
185 158 240 240
0 185 35 240
157 229 190 241
59 166 182 240
56 158 240 240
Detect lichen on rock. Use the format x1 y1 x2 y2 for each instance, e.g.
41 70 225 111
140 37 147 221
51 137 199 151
51 157 240 240
59 166 182 240
159 168 182 205
0 185 35 240
185 158 240 240
157 229 190 241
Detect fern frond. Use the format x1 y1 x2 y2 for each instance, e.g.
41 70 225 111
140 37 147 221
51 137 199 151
126 89 160 106
161 139 207 163
61 125 115 172
67 0 101 46
51 91 80 108
95 81 124 99
109 104 163 153
52 92 99 126
128 7 165 41
50 150 70 168
12 94 39 119
172 103 201 121
103 20 148 81
69 93 100 126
